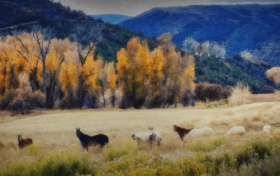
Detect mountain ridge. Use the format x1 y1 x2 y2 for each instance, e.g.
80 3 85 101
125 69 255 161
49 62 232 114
120 4 280 65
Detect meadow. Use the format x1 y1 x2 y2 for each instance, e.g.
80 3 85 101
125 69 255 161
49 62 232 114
0 101 280 176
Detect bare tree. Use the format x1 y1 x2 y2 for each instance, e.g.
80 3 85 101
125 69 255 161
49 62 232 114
32 25 54 106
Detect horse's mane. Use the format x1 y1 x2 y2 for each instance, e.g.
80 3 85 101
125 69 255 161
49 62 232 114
174 125 193 141
175 125 192 134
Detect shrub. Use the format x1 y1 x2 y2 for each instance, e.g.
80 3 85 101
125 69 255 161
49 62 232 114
260 85 274 94
186 138 225 152
228 83 251 105
195 83 232 102
1 87 45 113
0 151 96 176
105 149 129 161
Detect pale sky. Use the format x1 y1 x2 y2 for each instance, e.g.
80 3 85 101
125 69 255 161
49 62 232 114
54 0 280 16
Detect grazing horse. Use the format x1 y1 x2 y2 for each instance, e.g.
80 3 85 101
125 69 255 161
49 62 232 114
76 128 109 150
18 135 33 149
173 125 193 141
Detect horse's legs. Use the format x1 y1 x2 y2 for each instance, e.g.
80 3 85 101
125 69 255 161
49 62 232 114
158 140 161 146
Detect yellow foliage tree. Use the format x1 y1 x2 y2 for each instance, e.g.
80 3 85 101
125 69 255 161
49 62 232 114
64 43 102 108
117 38 150 108
45 38 75 108
0 36 21 93
15 33 44 90
266 67 280 85
147 47 165 97
105 62 118 106
59 61 78 93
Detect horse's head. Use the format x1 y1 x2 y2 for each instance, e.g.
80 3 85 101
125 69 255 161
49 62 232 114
173 125 177 132
18 135 22 142
131 134 135 140
76 128 81 137
148 127 154 135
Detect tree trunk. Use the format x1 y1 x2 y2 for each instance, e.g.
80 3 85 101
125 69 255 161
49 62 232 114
79 78 84 109
111 91 115 107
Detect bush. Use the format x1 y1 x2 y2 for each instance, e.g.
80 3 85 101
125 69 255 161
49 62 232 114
1 87 45 113
195 83 232 102
0 151 96 176
260 85 274 94
228 83 251 105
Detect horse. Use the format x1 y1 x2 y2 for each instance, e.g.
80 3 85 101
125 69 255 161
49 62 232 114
76 128 109 150
18 135 33 149
173 125 193 141
148 127 162 146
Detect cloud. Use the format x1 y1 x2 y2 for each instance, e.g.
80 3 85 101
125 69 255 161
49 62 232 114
54 0 280 16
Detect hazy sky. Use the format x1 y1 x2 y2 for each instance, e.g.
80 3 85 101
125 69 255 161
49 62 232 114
54 0 280 16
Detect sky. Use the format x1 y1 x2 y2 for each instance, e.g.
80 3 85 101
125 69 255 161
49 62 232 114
54 0 280 16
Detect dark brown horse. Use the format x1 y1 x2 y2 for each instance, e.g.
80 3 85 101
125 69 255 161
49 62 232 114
173 125 193 141
18 135 33 149
76 128 109 150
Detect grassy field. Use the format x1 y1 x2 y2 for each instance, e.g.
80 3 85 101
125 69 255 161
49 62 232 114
1 102 280 175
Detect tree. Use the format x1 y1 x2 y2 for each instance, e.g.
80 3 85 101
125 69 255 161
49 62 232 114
117 37 149 108
62 42 102 108
147 46 165 100
0 36 17 95
33 27 53 103
15 33 42 91
105 62 117 107
159 34 195 108
266 67 280 87
45 38 75 108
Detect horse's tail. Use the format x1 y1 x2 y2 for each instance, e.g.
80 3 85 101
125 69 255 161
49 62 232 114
105 135 109 144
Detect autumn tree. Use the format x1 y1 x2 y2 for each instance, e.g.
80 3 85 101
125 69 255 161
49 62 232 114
266 67 280 86
146 46 165 107
14 27 53 107
117 37 150 108
33 29 52 100
62 42 102 108
0 36 17 95
158 34 195 108
105 62 117 107
117 34 196 108
45 38 75 108
15 33 43 91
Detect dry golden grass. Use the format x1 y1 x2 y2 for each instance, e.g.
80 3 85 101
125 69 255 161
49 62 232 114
0 102 280 167
247 93 280 102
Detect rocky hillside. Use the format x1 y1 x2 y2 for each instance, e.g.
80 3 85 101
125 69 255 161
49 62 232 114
120 5 280 65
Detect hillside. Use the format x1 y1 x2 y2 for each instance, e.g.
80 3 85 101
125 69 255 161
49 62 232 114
91 14 132 24
0 0 274 90
0 0 91 28
120 5 280 65
0 0 157 63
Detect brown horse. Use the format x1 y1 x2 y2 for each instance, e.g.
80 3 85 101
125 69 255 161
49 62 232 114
173 125 193 141
18 135 33 149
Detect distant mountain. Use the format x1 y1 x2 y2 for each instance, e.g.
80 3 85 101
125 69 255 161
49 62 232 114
91 14 131 24
120 5 280 65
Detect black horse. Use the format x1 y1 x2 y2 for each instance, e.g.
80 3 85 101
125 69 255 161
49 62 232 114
76 128 109 150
